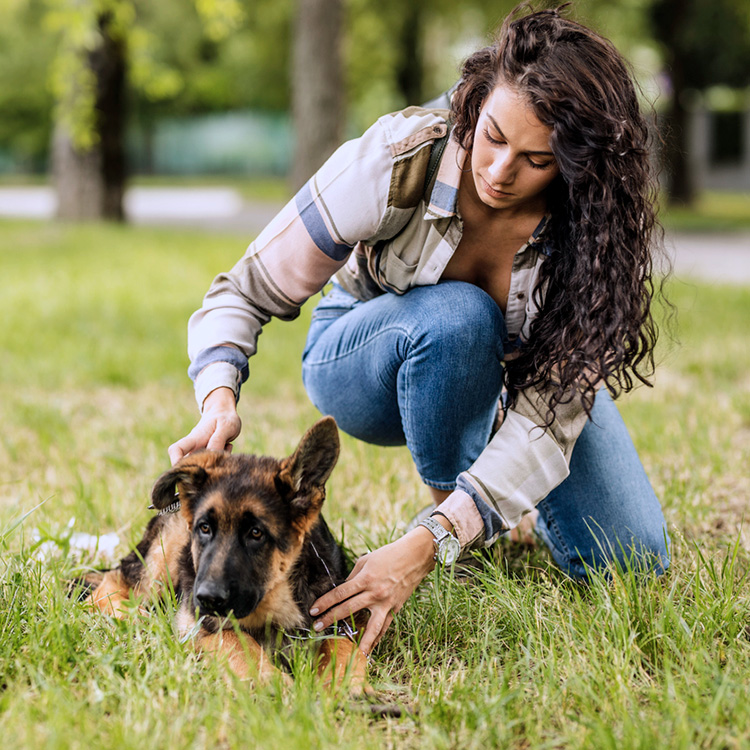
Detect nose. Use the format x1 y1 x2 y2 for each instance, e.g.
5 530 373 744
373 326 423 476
488 150 515 185
195 581 231 616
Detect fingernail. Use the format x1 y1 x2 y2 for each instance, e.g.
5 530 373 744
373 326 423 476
309 607 319 616
313 621 324 632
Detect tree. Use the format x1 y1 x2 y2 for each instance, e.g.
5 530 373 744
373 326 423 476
0 0 56 173
290 0 345 191
44 0 245 221
649 0 750 204
51 10 126 220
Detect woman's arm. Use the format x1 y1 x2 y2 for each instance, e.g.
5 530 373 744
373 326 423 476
309 384 591 652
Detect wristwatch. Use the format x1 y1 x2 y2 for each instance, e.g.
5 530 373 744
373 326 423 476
419 516 461 565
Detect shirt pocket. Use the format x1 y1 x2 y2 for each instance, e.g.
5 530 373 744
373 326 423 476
378 251 420 294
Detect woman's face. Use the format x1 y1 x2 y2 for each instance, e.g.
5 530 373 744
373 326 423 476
470 84 560 212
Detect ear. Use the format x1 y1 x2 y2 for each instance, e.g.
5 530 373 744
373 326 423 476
150 452 222 510
276 417 340 511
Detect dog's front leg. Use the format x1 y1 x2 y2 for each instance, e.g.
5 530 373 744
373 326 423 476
317 637 371 697
195 629 289 684
88 570 145 618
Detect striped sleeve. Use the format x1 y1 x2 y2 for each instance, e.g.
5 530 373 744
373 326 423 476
186 119 395 408
457 385 590 544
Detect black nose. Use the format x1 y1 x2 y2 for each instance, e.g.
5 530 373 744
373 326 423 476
195 581 231 616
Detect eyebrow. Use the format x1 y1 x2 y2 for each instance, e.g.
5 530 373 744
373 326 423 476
487 114 555 157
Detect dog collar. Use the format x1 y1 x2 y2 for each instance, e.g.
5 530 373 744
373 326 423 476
148 494 181 516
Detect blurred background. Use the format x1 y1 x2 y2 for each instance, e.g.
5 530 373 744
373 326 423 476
0 0 748 231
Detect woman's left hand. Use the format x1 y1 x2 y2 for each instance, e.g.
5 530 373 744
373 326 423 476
310 527 437 656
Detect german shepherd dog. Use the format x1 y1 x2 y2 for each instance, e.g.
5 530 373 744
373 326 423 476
78 417 368 692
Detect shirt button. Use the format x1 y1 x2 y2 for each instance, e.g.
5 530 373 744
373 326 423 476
517 292 526 300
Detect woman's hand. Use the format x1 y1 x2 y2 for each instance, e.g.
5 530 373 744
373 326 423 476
168 387 241 466
309 525 440 656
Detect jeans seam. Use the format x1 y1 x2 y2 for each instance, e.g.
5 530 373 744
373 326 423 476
421 477 457 491
303 325 416 368
541 509 571 561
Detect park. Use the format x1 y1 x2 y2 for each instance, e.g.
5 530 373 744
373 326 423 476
1 0 750 747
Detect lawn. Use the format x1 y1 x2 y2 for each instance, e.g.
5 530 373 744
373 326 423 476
1 219 749 749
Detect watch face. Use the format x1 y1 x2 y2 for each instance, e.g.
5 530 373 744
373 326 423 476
438 535 461 565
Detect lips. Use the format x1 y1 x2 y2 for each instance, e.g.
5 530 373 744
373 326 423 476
480 176 512 198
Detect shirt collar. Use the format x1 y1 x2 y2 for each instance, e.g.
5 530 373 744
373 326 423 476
424 137 465 220
424 140 554 257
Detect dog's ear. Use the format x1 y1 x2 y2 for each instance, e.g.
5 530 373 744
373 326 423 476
151 452 223 510
276 417 339 512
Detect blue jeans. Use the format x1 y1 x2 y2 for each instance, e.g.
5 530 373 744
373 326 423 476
302 281 670 578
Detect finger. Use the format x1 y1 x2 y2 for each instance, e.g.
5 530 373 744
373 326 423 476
345 554 368 581
311 592 371 632
206 419 241 453
358 609 388 656
373 612 394 648
310 576 363 616
206 431 230 452
168 435 198 465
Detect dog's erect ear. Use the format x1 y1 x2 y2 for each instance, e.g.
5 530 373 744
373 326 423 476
150 452 223 510
276 417 340 508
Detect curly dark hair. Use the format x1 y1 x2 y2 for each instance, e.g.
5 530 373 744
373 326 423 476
451 6 667 421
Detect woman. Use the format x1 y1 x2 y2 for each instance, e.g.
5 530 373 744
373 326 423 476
169 8 670 656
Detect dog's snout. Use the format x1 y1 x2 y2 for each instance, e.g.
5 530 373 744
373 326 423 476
195 581 231 616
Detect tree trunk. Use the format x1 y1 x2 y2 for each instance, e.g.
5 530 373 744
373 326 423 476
661 71 696 205
650 0 696 206
396 0 424 106
290 0 345 192
53 14 126 221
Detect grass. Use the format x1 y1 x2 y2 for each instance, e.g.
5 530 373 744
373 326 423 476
661 191 750 233
1 218 749 748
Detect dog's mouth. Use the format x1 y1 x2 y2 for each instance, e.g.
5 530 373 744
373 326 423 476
193 586 261 621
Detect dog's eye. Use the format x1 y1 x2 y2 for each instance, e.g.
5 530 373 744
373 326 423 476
249 527 263 541
197 521 212 536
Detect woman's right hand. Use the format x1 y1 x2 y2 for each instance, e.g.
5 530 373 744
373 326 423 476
168 387 242 466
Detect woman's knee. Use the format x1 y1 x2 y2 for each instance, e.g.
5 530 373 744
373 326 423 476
541 517 671 580
404 281 507 364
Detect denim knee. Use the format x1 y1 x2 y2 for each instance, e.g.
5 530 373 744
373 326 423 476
537 512 671 580
405 281 508 364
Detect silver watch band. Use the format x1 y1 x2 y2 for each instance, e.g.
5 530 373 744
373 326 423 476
419 516 450 543
418 516 461 565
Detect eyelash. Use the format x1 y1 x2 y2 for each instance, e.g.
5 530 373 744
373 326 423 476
482 128 553 171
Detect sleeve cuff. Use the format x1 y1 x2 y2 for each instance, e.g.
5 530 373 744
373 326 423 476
188 345 249 383
457 409 570 530
194 362 243 412
433 489 488 551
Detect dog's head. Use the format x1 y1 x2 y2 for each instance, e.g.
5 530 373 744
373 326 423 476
150 417 339 622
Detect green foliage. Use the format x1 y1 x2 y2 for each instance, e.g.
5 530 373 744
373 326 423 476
0 0 56 169
650 0 750 89
662 191 750 231
0 0 287 163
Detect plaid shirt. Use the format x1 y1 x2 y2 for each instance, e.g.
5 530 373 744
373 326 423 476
187 107 588 549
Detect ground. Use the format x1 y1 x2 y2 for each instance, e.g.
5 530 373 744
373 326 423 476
0 217 748 749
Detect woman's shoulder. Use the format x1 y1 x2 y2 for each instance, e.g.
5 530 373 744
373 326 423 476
373 106 451 157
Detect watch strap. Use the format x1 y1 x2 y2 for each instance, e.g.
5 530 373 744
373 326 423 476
419 516 450 543
419 516 460 564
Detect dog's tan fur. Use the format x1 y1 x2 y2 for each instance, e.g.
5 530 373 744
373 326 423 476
78 418 368 693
